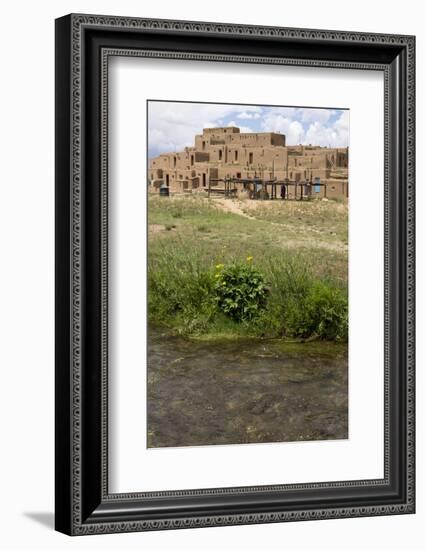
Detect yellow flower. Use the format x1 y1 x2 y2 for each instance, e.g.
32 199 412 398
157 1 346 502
215 263 224 269
246 255 253 262
215 273 221 278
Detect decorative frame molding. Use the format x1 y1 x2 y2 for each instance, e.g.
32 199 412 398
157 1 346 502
55 14 415 535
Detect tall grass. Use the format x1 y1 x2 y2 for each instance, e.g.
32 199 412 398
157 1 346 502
259 256 348 341
148 235 348 342
148 237 217 335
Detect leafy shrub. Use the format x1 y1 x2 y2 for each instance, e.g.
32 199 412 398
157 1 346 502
147 232 348 341
214 260 268 322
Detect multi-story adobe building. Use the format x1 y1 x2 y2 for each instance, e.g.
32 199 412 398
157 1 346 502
148 126 348 199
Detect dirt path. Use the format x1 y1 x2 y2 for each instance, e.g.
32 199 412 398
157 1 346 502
213 198 255 220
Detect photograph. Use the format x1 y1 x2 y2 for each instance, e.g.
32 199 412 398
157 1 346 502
51 10 415 537
147 100 350 448
0 0 419 543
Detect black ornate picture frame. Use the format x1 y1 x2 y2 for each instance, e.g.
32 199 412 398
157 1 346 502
55 13 415 535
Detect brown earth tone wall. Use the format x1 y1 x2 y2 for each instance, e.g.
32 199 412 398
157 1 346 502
149 126 348 199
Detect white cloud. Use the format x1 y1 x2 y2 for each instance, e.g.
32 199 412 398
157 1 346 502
299 108 334 124
268 107 298 118
227 121 253 133
305 122 337 147
237 111 261 120
202 121 219 129
148 102 349 155
261 112 304 144
335 110 350 131
304 111 349 147
148 102 262 155
261 107 349 147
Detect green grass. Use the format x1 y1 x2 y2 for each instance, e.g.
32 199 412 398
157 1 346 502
148 195 348 341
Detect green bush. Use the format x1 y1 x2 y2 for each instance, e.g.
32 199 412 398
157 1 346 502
147 235 348 341
213 260 268 322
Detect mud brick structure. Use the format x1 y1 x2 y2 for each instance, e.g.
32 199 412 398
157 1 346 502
148 127 348 199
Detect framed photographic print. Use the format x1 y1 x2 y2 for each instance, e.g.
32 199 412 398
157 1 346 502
55 14 415 535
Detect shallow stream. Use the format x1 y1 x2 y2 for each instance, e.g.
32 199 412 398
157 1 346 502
147 327 348 448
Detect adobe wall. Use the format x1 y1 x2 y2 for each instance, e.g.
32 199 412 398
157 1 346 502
149 126 348 198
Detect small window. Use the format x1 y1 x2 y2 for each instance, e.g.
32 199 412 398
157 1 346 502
249 152 253 164
202 141 206 150
235 150 238 161
219 150 223 161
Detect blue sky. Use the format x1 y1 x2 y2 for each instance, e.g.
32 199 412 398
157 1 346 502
148 101 349 158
